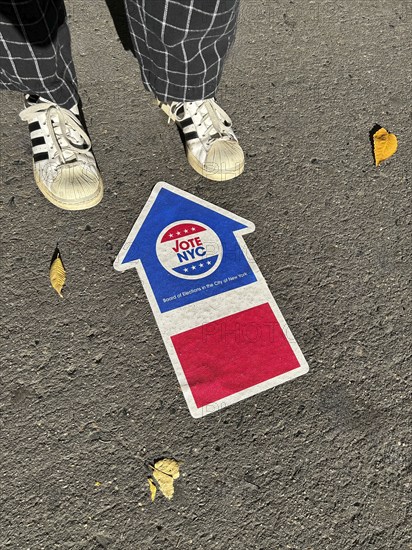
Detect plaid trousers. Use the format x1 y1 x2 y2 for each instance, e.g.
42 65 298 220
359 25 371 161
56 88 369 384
0 0 240 108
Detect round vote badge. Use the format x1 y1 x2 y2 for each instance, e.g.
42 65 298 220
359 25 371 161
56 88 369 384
156 220 223 280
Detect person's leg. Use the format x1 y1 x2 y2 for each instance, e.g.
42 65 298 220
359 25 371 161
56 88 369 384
0 0 103 210
125 0 243 181
0 0 78 108
124 0 240 103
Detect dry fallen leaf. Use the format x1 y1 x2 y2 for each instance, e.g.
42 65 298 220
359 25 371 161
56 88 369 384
154 458 180 480
50 246 66 297
148 477 157 502
149 458 180 501
152 470 174 500
373 127 398 166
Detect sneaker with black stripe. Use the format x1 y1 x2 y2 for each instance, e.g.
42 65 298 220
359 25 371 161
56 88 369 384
19 95 103 210
158 98 244 181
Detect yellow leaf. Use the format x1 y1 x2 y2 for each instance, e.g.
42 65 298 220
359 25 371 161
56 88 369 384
148 477 157 502
50 246 66 297
373 127 398 166
95 481 101 487
152 470 174 500
154 458 180 480
151 458 180 500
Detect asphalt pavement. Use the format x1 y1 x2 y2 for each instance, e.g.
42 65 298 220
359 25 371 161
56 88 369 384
1 0 411 548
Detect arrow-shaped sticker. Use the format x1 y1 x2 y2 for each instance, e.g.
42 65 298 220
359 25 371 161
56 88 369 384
114 182 308 417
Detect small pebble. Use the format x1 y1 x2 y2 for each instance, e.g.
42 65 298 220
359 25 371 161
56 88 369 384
95 534 113 548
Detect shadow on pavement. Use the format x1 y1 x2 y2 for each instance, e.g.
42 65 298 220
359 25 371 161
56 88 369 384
104 0 134 53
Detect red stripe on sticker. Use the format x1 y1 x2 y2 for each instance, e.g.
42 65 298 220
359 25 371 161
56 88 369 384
171 303 301 408
160 223 206 243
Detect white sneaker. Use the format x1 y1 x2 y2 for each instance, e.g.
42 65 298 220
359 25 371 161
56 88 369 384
19 95 103 210
158 98 244 181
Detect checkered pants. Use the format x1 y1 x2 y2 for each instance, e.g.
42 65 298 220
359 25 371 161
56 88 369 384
0 0 240 108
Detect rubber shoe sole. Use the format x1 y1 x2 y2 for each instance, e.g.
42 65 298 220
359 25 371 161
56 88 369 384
186 148 244 181
34 162 104 211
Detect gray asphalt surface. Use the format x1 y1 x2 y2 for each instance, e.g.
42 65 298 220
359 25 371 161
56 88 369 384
1 0 411 549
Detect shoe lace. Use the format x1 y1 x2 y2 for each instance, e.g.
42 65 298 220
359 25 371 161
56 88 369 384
19 102 92 164
171 98 233 143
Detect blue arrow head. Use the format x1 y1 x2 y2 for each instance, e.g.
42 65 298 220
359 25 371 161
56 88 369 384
115 182 254 269
114 182 258 312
